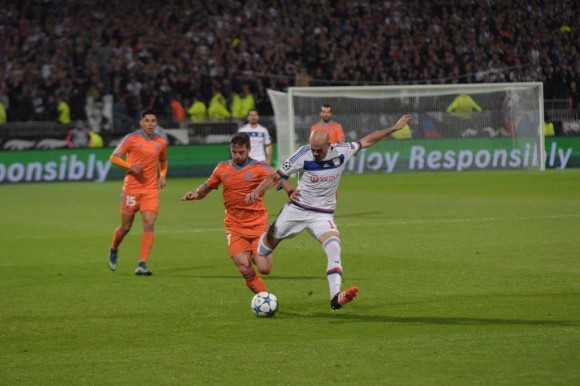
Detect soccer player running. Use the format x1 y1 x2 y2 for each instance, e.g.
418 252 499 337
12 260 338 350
246 114 413 310
310 104 345 144
181 132 294 294
237 109 273 165
108 109 168 276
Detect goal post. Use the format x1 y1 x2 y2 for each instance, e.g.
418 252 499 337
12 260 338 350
268 83 545 172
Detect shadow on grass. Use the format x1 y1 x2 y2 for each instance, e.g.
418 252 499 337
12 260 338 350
279 310 580 327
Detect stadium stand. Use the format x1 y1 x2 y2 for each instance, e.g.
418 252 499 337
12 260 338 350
0 0 577 133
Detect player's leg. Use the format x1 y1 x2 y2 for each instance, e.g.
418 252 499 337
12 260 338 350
319 230 343 298
229 234 268 293
254 230 279 275
312 217 358 310
135 210 156 276
109 193 137 271
135 191 159 276
255 204 306 275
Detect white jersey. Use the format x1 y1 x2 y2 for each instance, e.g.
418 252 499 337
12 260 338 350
238 124 272 162
278 141 362 213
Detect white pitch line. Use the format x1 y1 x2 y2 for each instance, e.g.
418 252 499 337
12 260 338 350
1 214 579 241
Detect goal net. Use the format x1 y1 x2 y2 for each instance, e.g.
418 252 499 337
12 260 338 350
268 83 544 172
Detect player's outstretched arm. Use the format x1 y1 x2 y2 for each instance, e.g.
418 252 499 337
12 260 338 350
182 183 211 201
359 114 413 148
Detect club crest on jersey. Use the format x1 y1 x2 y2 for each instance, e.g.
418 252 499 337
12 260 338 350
245 171 253 181
283 161 291 170
332 157 341 167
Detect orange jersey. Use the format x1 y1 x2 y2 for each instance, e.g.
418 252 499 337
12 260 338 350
204 159 275 234
113 129 168 191
310 121 345 144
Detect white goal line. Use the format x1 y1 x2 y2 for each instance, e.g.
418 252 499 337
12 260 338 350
1 214 578 241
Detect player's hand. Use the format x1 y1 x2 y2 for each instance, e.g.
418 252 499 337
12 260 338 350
129 163 142 175
288 188 300 202
158 176 167 189
182 191 197 201
393 114 413 130
245 190 259 204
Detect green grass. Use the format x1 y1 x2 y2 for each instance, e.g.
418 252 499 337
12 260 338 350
1 170 579 385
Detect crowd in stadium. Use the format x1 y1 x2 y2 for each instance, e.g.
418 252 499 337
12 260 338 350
0 0 578 126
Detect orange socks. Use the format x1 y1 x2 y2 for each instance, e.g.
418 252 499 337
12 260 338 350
242 268 267 294
139 230 154 263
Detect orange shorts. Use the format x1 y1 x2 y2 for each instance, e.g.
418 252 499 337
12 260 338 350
226 233 260 257
120 189 160 216
226 224 267 257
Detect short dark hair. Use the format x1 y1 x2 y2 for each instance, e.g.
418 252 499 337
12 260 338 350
231 132 250 148
321 104 332 112
141 109 157 118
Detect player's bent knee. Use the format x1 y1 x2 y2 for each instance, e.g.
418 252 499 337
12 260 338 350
233 252 253 272
254 254 272 275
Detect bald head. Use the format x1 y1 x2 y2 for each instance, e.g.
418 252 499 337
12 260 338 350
309 129 330 161
310 129 329 146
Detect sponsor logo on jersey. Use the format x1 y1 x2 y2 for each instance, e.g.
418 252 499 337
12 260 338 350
309 173 340 183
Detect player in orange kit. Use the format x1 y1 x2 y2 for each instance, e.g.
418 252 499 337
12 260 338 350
182 132 294 293
108 109 168 276
310 104 345 144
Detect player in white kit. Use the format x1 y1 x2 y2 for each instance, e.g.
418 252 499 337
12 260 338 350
238 109 272 165
246 114 413 310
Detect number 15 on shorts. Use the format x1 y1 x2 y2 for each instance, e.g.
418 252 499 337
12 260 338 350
126 195 137 207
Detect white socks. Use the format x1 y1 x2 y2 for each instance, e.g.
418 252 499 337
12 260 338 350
323 236 342 299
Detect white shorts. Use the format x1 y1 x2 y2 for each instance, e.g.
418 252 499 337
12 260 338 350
269 203 339 241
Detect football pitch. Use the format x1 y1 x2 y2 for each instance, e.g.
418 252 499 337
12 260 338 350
1 170 579 385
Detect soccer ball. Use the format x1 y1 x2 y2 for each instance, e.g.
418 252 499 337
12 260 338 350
251 292 278 317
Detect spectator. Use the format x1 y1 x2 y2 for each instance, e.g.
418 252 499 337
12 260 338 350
0 101 6 125
88 127 104 148
230 89 244 120
170 93 186 124
544 113 555 137
391 123 413 139
447 94 483 120
240 85 256 118
45 95 59 122
30 83 47 121
57 95 72 125
568 81 580 113
0 0 577 126
446 93 483 137
208 87 231 121
187 94 208 122
66 120 90 148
